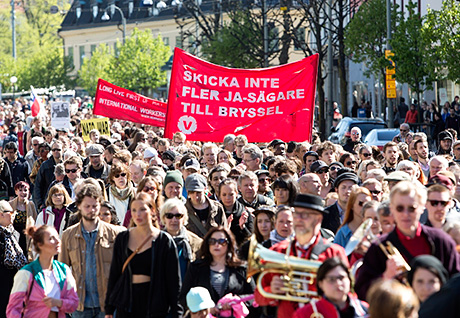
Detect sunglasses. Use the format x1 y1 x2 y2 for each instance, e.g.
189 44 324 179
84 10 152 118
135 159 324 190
317 169 329 174
400 129 409 132
258 177 271 183
32 143 39 146
351 132 360 135
165 213 184 219
51 148 61 152
208 238 228 246
1 210 14 214
346 161 357 166
370 190 382 195
358 201 366 207
114 173 127 178
65 168 78 173
428 199 450 207
395 205 418 213
362 153 372 158
143 186 157 192
330 166 340 171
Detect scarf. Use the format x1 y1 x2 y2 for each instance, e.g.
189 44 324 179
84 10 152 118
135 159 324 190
110 183 135 201
0 224 27 269
173 226 193 262
269 229 288 245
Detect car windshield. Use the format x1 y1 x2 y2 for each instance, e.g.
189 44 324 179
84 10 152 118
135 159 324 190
350 123 386 138
377 130 399 141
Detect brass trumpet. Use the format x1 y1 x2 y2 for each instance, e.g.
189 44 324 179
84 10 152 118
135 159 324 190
379 241 411 273
247 235 322 303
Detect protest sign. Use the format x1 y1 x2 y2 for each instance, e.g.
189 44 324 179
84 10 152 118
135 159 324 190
81 117 110 142
94 79 166 127
164 48 318 142
51 101 70 130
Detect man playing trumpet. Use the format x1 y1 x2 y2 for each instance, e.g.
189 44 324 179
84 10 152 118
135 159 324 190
254 194 348 318
355 181 460 299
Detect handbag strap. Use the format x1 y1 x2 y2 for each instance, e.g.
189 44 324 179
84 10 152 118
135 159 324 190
122 232 154 274
21 271 35 317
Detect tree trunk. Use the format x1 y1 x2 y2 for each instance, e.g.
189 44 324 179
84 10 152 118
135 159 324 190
318 66 326 139
337 0 348 116
279 4 291 65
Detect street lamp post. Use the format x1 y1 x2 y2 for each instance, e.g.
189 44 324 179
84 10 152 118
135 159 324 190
102 5 126 45
11 0 16 59
10 76 17 101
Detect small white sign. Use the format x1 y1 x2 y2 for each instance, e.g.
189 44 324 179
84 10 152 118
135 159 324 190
51 101 70 129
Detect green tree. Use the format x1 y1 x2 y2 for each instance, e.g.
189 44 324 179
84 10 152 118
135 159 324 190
391 1 433 117
344 0 393 79
423 0 460 83
108 29 171 95
79 44 114 96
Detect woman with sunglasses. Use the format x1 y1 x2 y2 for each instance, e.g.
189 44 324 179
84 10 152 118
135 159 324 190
160 198 202 281
36 184 72 237
105 192 182 318
293 257 368 318
334 187 372 248
180 226 255 316
339 152 358 172
137 176 163 224
9 181 37 259
107 163 136 227
0 201 27 318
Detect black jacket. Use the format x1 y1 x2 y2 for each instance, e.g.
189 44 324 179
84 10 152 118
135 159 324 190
180 259 255 311
105 230 182 318
4 156 30 188
224 200 254 247
33 157 59 209
322 202 342 234
419 273 460 318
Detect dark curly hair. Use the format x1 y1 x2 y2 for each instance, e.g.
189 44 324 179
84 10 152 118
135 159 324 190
198 226 242 267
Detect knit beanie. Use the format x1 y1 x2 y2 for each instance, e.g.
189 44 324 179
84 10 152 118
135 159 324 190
164 170 184 188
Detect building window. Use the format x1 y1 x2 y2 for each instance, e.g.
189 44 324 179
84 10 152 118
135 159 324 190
90 44 96 56
294 28 306 51
68 47 74 68
79 45 85 68
163 37 169 46
175 36 182 49
187 36 194 53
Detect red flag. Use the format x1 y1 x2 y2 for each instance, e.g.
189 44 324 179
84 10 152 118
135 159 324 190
164 48 318 142
94 79 167 127
30 86 42 117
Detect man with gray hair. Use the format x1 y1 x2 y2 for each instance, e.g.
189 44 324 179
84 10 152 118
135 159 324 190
223 134 236 153
237 171 274 209
24 136 44 172
355 181 460 300
393 123 410 143
343 127 362 153
242 144 263 171
429 155 449 179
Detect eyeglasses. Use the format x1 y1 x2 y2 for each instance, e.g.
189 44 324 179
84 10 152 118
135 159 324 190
258 177 271 183
317 169 329 174
362 153 372 158
65 168 78 173
208 238 228 246
370 190 382 195
395 205 418 213
114 173 127 178
52 193 64 198
143 186 157 192
346 161 357 166
428 199 450 207
323 275 348 284
51 148 61 152
293 211 321 219
165 213 184 219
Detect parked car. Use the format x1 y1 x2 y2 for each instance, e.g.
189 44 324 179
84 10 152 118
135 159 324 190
364 128 400 149
328 117 388 145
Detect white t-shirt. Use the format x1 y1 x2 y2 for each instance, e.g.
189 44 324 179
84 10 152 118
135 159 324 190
43 269 61 312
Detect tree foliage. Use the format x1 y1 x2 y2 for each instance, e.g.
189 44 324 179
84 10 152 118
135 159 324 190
423 0 460 83
78 29 170 95
108 29 171 95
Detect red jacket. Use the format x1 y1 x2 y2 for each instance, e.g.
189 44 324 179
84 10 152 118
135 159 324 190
293 294 368 318
254 235 349 318
405 110 418 123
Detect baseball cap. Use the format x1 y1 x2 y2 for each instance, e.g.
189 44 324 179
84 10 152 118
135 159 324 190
186 287 215 313
183 158 200 171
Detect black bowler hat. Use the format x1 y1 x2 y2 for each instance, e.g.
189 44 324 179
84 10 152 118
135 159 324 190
292 194 326 214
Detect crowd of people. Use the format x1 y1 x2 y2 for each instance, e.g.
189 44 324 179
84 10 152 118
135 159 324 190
2 97 460 318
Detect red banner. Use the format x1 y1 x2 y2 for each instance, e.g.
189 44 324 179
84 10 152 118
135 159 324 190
164 48 318 142
94 79 166 127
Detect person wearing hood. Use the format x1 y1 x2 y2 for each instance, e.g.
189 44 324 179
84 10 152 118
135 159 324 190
436 130 453 155
408 255 448 303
